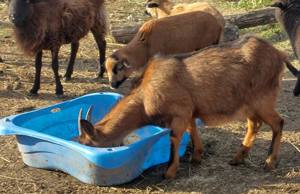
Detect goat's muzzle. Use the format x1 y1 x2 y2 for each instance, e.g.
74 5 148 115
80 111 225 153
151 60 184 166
110 81 121 89
110 77 128 89
144 10 151 16
146 2 159 8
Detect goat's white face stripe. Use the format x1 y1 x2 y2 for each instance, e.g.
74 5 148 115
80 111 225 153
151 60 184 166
105 57 118 83
105 56 129 87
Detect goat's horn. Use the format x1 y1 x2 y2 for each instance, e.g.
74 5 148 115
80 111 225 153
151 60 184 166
78 108 83 136
86 105 93 122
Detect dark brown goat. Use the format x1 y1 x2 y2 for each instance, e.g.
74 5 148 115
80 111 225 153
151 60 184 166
271 0 300 96
76 36 298 178
8 0 107 97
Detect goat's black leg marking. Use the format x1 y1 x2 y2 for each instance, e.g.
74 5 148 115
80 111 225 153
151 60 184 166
99 38 106 77
64 42 79 81
29 51 43 96
51 47 64 97
91 29 106 78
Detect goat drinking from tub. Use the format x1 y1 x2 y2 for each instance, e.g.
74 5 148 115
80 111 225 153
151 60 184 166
8 0 107 97
76 35 298 178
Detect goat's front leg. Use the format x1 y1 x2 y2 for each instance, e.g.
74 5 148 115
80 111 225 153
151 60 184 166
165 117 188 179
29 51 43 96
187 118 203 162
51 47 64 97
64 42 79 81
91 28 106 78
230 116 262 165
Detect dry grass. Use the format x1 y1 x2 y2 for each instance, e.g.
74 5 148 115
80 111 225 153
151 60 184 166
0 0 299 193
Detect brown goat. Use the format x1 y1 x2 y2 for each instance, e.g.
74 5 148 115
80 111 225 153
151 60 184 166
77 35 297 178
105 11 222 89
145 0 225 32
271 0 300 96
8 0 107 97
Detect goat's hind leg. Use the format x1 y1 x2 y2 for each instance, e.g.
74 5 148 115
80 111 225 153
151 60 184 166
165 117 188 179
187 118 203 162
230 116 262 165
259 111 284 171
29 51 43 96
64 42 79 81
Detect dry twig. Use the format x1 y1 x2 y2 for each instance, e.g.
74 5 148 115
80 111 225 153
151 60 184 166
288 141 300 153
0 156 11 163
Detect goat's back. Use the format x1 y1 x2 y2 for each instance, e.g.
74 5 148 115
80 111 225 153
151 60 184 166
14 0 105 54
185 36 284 102
137 11 222 55
173 2 225 27
141 36 286 124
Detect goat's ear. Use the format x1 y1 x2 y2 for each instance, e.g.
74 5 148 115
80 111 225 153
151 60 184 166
139 32 147 42
270 2 287 9
79 120 96 138
113 62 125 73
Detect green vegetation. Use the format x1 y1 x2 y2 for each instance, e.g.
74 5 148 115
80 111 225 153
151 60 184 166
235 0 272 9
0 26 11 37
241 24 283 41
221 0 273 10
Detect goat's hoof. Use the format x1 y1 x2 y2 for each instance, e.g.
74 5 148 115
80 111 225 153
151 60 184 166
229 158 245 166
264 163 275 171
164 171 176 179
191 158 202 166
264 159 278 171
28 91 38 97
191 152 202 163
97 72 104 79
64 76 72 82
164 166 178 179
56 93 65 98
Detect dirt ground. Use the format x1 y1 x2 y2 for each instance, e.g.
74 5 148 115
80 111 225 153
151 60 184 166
0 0 299 193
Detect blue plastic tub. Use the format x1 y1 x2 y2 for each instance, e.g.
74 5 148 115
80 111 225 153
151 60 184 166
0 92 191 185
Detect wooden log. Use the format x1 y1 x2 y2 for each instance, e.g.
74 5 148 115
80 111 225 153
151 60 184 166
111 23 240 44
111 8 276 44
224 7 276 29
111 25 141 44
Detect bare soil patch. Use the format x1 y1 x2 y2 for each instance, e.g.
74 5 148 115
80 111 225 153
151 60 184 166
0 1 299 193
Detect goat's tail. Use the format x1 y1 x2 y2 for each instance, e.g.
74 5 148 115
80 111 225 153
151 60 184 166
285 60 299 77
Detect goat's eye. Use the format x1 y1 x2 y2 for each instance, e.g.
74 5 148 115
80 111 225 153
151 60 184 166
113 63 124 74
116 63 125 72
